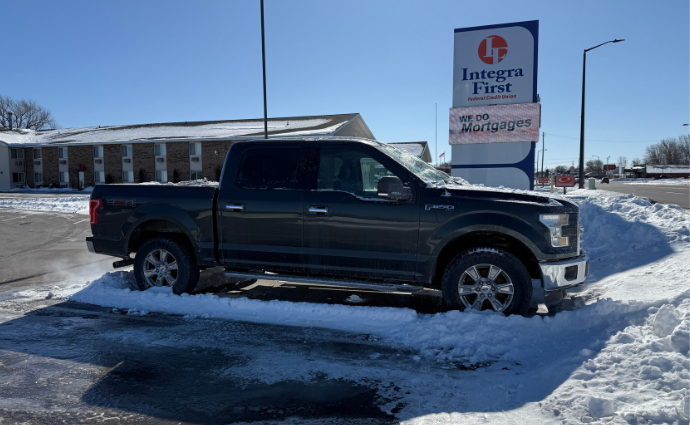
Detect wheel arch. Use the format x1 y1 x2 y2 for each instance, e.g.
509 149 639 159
126 218 196 261
432 230 541 287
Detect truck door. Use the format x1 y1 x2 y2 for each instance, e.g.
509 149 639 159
217 143 306 271
302 143 420 281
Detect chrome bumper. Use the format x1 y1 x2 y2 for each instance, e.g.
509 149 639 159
539 250 589 292
85 237 96 253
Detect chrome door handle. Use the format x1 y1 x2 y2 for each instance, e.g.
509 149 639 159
308 206 328 214
226 203 245 212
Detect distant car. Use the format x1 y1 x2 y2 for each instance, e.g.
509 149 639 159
600 177 609 184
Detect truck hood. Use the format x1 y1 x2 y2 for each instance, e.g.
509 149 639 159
431 183 571 207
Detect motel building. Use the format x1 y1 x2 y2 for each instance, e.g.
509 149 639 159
0 114 380 191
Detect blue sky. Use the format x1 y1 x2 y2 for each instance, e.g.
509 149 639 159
3 0 688 169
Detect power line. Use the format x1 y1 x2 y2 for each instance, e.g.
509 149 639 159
544 133 657 143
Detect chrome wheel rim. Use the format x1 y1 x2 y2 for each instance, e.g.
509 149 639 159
457 263 514 312
143 249 178 288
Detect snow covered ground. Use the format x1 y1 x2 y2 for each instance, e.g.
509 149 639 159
612 178 689 185
3 188 690 424
0 195 90 214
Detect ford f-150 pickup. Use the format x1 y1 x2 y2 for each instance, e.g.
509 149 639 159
86 137 588 316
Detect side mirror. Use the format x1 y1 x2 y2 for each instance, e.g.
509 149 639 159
378 176 412 202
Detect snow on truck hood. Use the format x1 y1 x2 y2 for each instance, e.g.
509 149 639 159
429 180 568 206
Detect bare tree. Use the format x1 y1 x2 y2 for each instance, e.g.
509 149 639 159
644 136 690 165
585 159 604 175
617 156 627 168
554 165 568 174
631 158 642 166
0 95 59 130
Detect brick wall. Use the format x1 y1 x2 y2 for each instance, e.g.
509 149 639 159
133 143 154 182
202 141 234 181
166 142 190 182
104 144 122 183
42 147 59 187
69 145 95 188
24 148 35 188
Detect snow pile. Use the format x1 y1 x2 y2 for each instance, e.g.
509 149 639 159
11 186 94 193
0 196 90 214
140 178 219 187
541 300 689 424
624 178 689 185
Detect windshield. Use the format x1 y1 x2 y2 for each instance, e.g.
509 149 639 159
376 143 451 184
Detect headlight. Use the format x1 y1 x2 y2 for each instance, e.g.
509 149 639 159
540 214 570 247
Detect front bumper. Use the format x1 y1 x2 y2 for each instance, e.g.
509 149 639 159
539 250 589 292
85 237 96 253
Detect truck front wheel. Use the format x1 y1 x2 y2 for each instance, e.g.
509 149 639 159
134 236 200 295
441 248 532 316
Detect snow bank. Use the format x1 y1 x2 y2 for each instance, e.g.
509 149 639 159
10 186 94 193
0 196 90 214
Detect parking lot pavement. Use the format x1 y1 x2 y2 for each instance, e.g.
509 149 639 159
0 210 113 292
599 181 689 209
0 294 402 424
0 209 448 424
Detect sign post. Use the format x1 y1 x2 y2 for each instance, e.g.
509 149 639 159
451 20 539 190
555 175 576 194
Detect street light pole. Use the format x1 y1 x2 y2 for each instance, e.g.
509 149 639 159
578 39 624 188
260 0 268 139
541 132 546 178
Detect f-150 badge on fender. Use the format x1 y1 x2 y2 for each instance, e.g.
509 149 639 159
425 204 454 211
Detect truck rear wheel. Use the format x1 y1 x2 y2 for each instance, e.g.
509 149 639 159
441 248 532 316
134 236 200 295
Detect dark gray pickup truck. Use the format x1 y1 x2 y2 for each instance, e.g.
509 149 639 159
86 137 588 315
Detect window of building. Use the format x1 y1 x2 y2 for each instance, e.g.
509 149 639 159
155 170 168 183
122 170 134 183
189 142 202 156
58 147 68 159
10 149 24 159
122 145 132 157
190 170 203 180
33 148 42 159
236 148 300 190
59 172 69 183
317 148 397 198
94 171 105 183
93 146 104 158
34 172 43 183
12 172 25 183
154 144 166 156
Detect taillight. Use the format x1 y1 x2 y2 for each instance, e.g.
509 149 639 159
90 199 102 225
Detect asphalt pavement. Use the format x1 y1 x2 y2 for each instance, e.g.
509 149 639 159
598 181 689 209
0 208 448 424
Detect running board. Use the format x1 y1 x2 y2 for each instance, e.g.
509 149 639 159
223 271 441 297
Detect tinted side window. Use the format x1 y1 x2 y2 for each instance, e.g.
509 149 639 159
318 147 397 198
236 148 301 190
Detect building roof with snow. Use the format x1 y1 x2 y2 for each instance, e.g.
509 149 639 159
0 113 375 147
387 141 432 163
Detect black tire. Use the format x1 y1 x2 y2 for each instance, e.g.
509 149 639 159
133 236 200 295
441 248 532 316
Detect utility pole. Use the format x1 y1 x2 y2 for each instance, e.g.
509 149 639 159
260 0 268 139
435 103 438 166
541 132 545 178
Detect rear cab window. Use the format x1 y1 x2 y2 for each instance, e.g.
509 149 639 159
236 148 301 190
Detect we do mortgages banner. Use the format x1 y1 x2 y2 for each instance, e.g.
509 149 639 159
449 103 540 144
